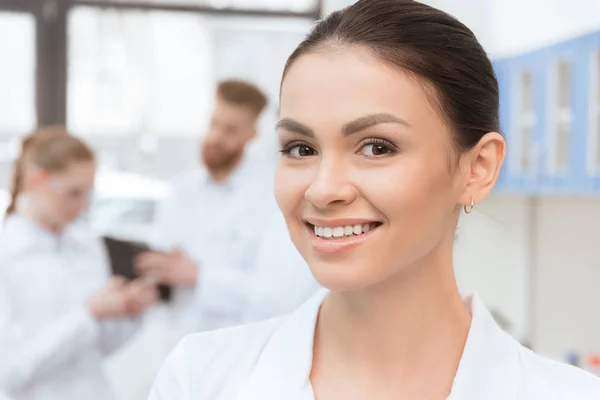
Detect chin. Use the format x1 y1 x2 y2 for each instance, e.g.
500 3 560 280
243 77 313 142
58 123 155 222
302 251 386 292
286 221 387 291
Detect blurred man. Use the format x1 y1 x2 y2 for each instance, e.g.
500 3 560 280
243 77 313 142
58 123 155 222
135 80 279 336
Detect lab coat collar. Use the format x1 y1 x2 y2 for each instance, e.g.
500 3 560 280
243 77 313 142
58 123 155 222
236 290 519 400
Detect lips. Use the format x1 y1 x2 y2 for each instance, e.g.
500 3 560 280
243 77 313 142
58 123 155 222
304 218 383 255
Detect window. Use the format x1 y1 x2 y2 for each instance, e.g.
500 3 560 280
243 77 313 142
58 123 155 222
590 50 600 174
67 7 214 137
208 15 313 160
75 0 319 13
516 70 536 172
549 59 573 173
0 12 36 138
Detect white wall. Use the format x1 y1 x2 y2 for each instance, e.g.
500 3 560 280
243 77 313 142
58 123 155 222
485 0 600 57
533 198 600 358
454 196 600 359
323 0 600 57
454 196 531 342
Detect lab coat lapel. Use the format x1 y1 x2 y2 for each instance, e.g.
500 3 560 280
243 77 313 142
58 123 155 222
448 293 520 400
235 290 328 400
236 291 521 400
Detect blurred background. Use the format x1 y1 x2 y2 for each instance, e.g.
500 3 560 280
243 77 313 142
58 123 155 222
1 0 600 398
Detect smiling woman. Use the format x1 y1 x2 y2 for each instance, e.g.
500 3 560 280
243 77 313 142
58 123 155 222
147 1 600 399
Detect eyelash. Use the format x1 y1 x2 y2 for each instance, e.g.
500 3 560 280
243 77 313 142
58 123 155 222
279 138 399 159
361 138 398 158
279 140 310 157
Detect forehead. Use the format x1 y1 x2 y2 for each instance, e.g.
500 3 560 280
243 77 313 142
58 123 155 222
54 161 95 184
280 47 443 132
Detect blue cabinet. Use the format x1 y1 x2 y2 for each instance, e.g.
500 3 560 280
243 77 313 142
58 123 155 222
493 30 600 195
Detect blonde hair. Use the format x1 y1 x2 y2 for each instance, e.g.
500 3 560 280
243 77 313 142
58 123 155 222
6 126 95 215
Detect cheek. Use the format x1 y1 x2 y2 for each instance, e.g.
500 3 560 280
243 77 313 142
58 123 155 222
358 157 455 238
274 160 312 216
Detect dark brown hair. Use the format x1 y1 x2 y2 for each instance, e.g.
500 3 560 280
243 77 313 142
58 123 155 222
217 80 268 117
282 0 500 150
6 126 95 215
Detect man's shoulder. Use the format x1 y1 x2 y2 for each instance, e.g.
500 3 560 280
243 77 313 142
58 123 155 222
519 346 600 398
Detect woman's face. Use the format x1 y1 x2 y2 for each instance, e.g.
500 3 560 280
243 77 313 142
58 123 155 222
32 160 96 229
275 47 472 291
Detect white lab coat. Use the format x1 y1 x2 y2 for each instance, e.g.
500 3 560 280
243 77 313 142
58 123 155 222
239 211 321 324
148 289 600 400
0 214 140 400
150 157 316 335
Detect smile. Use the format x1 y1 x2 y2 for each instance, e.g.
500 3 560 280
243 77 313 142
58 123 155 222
304 219 383 255
312 222 381 239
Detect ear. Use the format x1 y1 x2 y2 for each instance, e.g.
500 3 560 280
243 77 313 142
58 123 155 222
22 166 52 192
458 132 506 208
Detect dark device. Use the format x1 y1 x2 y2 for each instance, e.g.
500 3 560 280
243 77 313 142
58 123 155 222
102 236 172 302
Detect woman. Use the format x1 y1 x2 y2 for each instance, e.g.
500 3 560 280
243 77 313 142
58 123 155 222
148 1 600 399
0 127 158 399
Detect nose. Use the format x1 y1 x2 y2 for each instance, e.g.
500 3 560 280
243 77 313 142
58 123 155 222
304 157 357 209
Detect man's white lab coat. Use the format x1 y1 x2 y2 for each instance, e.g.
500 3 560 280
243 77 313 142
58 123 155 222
0 214 140 400
148 290 600 400
240 211 321 324
150 157 317 334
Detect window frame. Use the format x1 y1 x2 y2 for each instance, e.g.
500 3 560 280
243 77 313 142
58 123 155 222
547 58 574 175
589 50 600 175
513 69 537 175
0 0 322 126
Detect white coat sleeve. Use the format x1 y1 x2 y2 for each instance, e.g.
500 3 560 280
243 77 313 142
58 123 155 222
0 280 101 393
97 317 141 356
93 234 143 356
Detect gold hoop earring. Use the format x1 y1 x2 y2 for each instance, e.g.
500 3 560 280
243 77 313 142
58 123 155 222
464 197 474 214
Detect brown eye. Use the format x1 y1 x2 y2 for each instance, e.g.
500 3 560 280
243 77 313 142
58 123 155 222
360 143 392 157
297 145 316 157
281 143 317 158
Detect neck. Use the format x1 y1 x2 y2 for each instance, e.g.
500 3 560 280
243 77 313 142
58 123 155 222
313 243 471 398
19 199 63 234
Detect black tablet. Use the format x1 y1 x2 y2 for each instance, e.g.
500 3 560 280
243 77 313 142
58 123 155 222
102 236 172 302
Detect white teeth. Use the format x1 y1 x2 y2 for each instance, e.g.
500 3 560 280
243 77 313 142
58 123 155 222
332 227 344 237
313 223 379 238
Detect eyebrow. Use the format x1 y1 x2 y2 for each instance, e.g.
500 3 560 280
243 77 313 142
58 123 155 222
343 113 410 135
276 118 314 137
276 112 410 138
